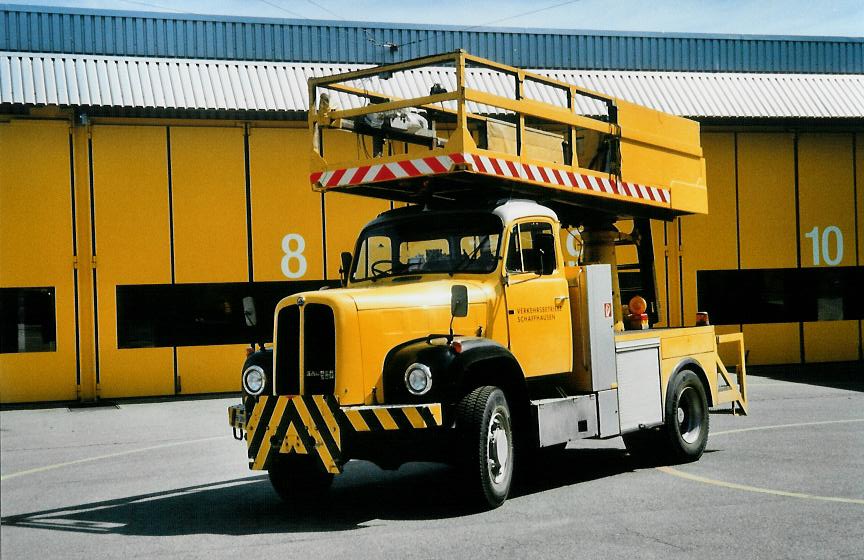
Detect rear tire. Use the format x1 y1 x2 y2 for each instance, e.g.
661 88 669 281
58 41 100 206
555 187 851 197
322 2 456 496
457 386 514 509
623 370 709 464
267 455 334 503
661 370 709 462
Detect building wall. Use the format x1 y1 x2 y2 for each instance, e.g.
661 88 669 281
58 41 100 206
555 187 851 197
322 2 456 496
0 120 79 401
0 117 386 402
681 130 863 365
1 117 861 402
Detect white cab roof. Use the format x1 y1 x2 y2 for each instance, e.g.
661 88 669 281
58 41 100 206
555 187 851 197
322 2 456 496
493 200 559 224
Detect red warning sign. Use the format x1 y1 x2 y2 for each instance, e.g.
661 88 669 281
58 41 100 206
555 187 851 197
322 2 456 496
604 303 612 318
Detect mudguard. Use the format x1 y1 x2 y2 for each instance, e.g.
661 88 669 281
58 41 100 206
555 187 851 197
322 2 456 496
382 336 523 405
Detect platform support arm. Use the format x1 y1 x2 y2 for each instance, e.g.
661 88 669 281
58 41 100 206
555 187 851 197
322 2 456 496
714 332 748 416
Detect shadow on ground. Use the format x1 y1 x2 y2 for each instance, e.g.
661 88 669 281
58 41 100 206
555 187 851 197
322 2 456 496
749 360 863 393
1 448 640 536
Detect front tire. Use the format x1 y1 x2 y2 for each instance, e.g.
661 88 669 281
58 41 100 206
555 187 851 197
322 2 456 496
457 386 514 509
267 455 333 503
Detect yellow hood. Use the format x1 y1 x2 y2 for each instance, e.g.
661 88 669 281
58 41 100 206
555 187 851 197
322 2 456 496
340 277 489 311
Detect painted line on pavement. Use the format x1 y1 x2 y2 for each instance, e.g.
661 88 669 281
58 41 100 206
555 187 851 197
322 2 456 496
0 436 223 481
657 466 864 505
711 418 864 437
657 418 864 504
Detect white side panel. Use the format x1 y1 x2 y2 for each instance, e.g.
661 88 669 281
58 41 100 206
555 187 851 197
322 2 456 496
533 394 598 446
596 388 620 438
616 338 663 433
585 264 617 391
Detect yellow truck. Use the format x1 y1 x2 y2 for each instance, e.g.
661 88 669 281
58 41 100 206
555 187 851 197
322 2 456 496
228 51 748 508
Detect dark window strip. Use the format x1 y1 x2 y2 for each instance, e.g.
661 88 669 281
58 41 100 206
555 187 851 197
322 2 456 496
116 280 337 349
697 267 864 325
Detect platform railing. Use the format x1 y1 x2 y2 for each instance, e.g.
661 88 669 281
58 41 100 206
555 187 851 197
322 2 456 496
307 49 708 216
308 50 618 174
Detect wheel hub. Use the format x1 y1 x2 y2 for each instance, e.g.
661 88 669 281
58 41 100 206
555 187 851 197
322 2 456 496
487 411 511 484
677 386 704 444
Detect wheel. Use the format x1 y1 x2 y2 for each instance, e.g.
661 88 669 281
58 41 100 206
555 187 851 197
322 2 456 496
457 386 514 509
623 370 709 464
660 370 709 462
267 455 333 503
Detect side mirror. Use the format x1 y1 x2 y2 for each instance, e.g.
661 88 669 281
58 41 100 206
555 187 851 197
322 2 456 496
339 251 353 287
242 296 257 327
451 285 469 318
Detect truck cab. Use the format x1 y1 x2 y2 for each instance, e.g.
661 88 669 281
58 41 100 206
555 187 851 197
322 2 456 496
228 51 748 509
345 199 572 390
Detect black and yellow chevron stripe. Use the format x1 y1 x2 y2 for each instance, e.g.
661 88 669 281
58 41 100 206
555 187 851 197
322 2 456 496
342 404 442 432
243 395 443 474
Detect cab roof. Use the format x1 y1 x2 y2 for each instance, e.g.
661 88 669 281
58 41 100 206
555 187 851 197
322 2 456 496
368 199 558 228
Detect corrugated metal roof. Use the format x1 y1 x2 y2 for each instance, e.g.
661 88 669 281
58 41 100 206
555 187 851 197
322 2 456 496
2 5 863 74
2 52 863 118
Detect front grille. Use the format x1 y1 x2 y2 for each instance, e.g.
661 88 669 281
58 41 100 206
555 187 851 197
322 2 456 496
273 303 336 396
302 303 336 395
274 305 300 394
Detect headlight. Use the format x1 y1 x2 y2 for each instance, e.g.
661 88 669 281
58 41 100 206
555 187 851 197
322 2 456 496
404 363 432 396
242 365 266 396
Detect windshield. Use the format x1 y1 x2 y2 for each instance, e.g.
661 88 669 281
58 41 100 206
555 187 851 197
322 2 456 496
351 212 503 281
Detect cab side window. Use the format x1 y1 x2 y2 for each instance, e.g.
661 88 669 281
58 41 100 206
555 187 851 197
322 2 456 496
506 222 557 275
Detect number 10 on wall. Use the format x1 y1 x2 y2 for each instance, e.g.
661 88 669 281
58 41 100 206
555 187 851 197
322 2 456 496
804 225 844 266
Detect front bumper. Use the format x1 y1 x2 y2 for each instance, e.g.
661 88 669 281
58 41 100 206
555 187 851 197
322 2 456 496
229 395 443 474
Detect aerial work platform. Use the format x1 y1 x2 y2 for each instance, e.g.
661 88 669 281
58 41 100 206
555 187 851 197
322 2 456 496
308 51 708 222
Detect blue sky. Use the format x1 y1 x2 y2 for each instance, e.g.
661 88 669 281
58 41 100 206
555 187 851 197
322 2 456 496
3 1 863 36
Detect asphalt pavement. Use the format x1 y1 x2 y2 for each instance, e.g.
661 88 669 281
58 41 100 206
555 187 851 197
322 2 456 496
1 368 862 559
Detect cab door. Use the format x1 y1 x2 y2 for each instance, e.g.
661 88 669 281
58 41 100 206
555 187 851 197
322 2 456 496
503 220 572 377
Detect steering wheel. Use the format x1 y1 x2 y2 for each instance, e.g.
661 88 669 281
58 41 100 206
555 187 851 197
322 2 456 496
370 259 395 277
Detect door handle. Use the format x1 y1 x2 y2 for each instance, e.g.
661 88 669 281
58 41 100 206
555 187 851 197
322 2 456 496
554 295 569 306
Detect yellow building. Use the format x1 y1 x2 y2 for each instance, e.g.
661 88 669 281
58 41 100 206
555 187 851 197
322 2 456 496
1 7 862 403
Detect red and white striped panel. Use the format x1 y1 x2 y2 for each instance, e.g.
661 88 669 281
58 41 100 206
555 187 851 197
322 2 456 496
310 152 670 205
310 153 467 190
461 153 670 204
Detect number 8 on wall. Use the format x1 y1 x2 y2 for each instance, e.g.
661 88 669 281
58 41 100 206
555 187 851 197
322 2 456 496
281 233 308 278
